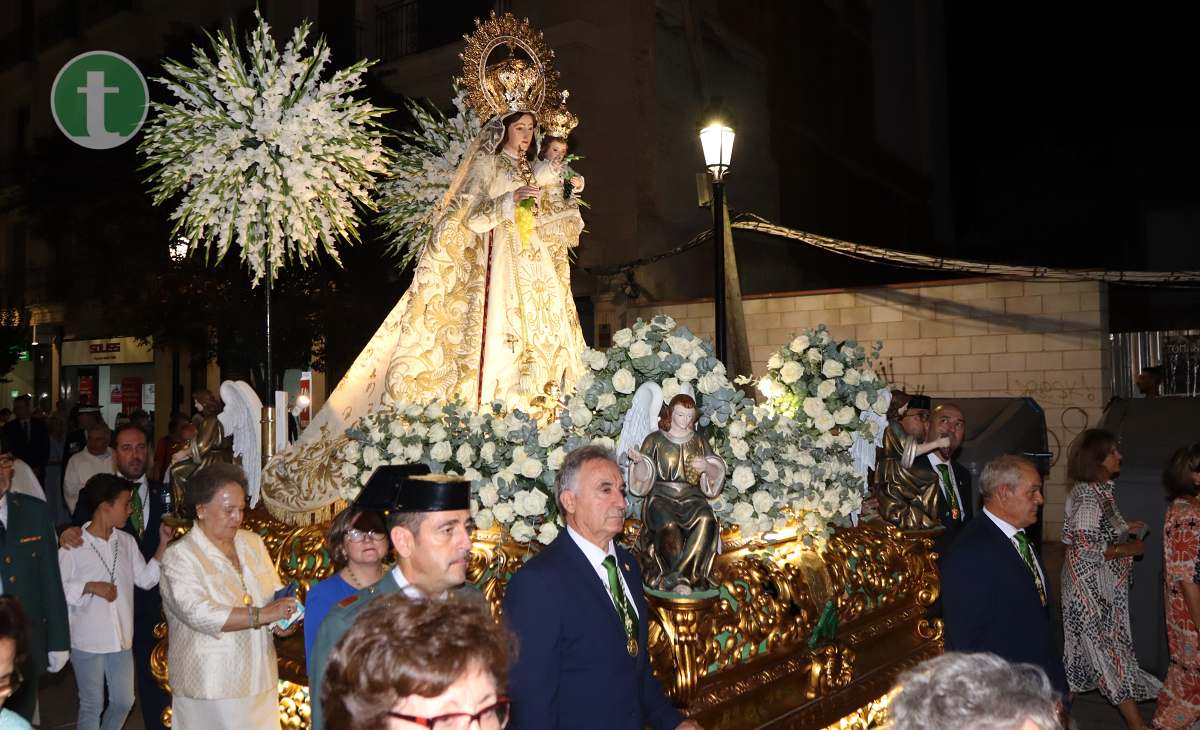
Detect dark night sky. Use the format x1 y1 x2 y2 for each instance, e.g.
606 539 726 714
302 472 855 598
945 5 1200 270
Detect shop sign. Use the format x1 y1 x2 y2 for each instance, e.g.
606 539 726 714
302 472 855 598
62 337 154 366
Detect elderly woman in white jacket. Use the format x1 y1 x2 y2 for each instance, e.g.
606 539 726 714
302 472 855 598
160 464 298 729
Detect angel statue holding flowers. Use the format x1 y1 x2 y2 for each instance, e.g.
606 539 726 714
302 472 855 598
262 15 590 521
625 391 727 595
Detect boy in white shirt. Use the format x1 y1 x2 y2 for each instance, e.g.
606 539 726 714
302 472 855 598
59 474 172 730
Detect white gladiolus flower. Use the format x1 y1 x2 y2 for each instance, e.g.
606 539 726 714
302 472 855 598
613 328 634 347
732 465 755 491
803 397 826 418
569 402 593 428
661 377 681 404
478 483 500 507
612 368 636 394
697 372 722 395
752 491 775 515
789 335 811 354
537 522 559 545
855 391 871 411
538 421 565 448
480 442 496 463
430 441 452 462
493 502 516 524
475 509 495 530
834 406 856 425
456 442 475 465
676 362 699 382
596 392 617 410
822 359 845 378
817 380 837 399
779 361 804 385
520 459 543 479
843 368 861 386
547 447 566 470
510 520 534 542
730 438 750 460
629 340 653 359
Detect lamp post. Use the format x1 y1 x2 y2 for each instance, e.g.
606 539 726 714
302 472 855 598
700 122 735 365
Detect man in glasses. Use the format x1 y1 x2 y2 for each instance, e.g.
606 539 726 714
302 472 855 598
873 392 951 531
0 436 69 722
308 464 487 730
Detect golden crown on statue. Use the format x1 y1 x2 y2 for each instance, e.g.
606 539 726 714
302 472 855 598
460 12 560 120
540 90 579 139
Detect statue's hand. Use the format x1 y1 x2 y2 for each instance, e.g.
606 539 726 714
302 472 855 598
689 457 710 475
626 448 644 462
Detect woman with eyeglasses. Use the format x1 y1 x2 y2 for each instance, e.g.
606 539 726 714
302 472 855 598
304 507 389 668
0 596 33 730
322 592 512 730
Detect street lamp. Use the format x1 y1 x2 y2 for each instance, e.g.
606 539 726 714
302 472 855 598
169 235 190 262
700 121 735 364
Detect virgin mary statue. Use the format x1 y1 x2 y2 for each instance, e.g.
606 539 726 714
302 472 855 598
261 15 587 523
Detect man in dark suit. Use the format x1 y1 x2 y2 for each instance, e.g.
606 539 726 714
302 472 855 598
63 423 169 730
505 445 701 730
941 453 1068 697
1 395 49 482
922 403 973 557
0 432 70 721
309 466 485 730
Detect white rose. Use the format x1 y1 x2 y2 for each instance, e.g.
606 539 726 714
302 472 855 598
861 368 878 383
480 441 496 463
855 391 871 411
586 350 608 371
592 436 616 451
512 491 535 517
796 468 813 486
362 446 382 469
728 420 747 438
763 460 779 483
425 402 444 419
547 447 566 470
430 441 453 462
816 433 835 449
767 352 785 370
697 372 722 395
338 461 359 480
837 431 854 447
667 336 693 358
821 359 845 378
404 403 424 418
758 376 784 399
569 402 593 429
676 362 699 382
463 467 482 481
493 502 516 524
805 348 823 363
576 372 595 393
798 450 816 467
661 377 681 404
817 380 837 399
385 438 405 457
388 420 406 437
628 340 652 359
732 465 755 492
526 489 548 513
475 509 495 530
404 443 424 462
612 368 636 394
815 412 835 432
789 335 811 354
872 393 890 415
537 522 559 545
843 368 861 386
803 397 826 418
512 446 528 463
779 361 804 385
479 483 500 507
652 315 676 330
428 424 448 443
613 328 634 347
456 442 475 465
342 442 361 463
538 421 565 448
468 414 486 433
510 520 534 542
752 491 775 515
731 501 756 527
520 459 544 479
411 422 428 438
834 406 855 425
730 438 750 460
596 392 617 410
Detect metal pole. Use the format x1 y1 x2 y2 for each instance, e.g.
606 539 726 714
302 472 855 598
261 271 276 466
264 271 273 398
711 177 728 365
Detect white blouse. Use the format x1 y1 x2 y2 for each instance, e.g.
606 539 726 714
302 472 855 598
58 523 160 653
160 527 283 700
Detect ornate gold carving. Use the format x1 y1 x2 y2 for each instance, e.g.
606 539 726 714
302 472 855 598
820 690 897 730
459 12 560 120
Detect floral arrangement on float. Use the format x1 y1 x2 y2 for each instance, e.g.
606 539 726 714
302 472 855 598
337 317 890 546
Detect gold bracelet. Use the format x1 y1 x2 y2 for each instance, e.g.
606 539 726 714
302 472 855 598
250 606 259 629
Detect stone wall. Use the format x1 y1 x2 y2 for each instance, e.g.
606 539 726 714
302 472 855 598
619 277 1110 540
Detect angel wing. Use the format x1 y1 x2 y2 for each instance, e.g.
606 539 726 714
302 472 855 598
850 390 891 493
218 380 264 506
616 381 664 461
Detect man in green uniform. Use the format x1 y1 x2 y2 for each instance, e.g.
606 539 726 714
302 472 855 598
308 465 487 730
0 434 70 721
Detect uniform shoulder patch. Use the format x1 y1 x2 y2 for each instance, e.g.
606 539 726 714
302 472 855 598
337 594 360 608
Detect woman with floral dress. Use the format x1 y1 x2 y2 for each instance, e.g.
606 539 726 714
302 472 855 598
1153 444 1200 730
1061 429 1160 729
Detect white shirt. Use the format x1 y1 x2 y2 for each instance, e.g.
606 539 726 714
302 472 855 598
927 452 965 513
63 449 114 513
982 507 1047 588
59 522 160 653
390 565 436 600
566 526 640 619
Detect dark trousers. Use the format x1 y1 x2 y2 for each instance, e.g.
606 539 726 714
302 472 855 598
133 611 169 730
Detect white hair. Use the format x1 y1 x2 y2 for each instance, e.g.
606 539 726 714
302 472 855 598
889 652 1062 730
554 444 617 510
978 454 1035 503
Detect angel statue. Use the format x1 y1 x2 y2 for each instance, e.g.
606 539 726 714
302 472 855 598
168 381 265 522
261 14 590 523
621 385 727 595
872 391 950 531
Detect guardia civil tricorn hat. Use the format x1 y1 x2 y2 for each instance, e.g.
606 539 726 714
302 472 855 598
355 464 470 514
